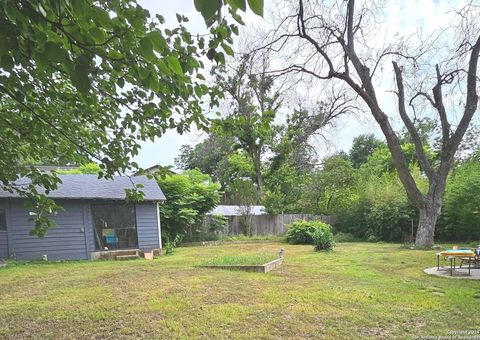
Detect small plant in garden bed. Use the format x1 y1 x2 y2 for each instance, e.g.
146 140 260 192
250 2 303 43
201 254 277 266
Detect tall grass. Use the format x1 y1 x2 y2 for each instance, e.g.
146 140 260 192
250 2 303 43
201 254 277 266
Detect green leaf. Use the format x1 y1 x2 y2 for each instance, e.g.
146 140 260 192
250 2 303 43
148 73 159 92
1 55 14 72
217 25 229 39
89 27 106 43
221 43 234 56
71 1 87 17
194 0 221 25
91 6 113 29
157 59 171 76
139 67 150 80
215 51 225 64
156 14 165 24
247 0 263 16
166 56 183 75
139 37 155 61
117 78 125 88
148 31 167 53
227 0 246 12
206 49 216 60
71 67 90 95
44 42 67 63
70 56 91 95
107 50 124 59
4 3 18 21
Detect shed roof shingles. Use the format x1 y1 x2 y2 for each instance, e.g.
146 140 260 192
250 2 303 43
0 175 165 201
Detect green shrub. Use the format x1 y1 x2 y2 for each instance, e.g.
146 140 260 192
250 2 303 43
285 220 316 244
311 223 335 251
437 161 480 241
207 214 228 234
333 232 356 243
157 170 221 241
335 172 419 242
285 220 333 244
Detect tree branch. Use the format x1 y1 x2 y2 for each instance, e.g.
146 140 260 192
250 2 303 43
450 34 480 151
432 65 451 145
392 61 434 180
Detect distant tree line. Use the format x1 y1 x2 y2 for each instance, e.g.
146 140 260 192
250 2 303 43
175 127 480 243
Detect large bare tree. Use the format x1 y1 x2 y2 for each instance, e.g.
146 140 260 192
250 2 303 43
263 0 480 247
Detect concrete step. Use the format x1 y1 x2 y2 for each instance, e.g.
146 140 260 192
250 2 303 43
115 254 139 261
92 249 140 260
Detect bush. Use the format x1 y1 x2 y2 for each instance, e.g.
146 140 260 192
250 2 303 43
286 220 334 251
335 172 419 242
311 223 335 251
333 232 356 243
437 161 480 241
286 220 316 244
157 169 221 241
207 214 228 234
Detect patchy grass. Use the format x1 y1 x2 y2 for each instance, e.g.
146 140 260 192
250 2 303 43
0 242 479 339
201 253 277 266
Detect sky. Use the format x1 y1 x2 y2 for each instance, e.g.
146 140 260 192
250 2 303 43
133 0 459 170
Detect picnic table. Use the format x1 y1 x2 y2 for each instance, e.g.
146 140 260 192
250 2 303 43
436 249 477 276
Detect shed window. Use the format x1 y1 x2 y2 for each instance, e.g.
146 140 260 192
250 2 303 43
0 209 6 231
91 203 138 250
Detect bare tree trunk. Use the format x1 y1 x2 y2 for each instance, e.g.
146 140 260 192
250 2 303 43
415 202 441 248
252 149 265 192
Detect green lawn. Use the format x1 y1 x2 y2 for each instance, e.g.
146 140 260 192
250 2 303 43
0 242 479 339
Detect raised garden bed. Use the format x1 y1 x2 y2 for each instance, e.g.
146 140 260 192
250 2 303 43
199 253 284 273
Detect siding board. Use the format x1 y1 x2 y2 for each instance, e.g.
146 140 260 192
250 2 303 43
0 231 7 259
8 199 88 260
136 203 160 250
83 202 95 256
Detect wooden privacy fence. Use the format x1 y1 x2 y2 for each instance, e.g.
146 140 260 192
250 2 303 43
204 214 337 237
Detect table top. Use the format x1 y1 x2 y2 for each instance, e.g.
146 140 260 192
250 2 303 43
439 249 476 257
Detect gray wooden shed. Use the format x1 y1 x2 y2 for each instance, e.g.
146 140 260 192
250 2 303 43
0 175 165 261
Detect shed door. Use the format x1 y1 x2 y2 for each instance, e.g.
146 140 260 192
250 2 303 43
91 203 138 250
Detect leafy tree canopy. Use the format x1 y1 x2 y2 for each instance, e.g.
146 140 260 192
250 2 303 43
157 169 221 241
359 144 437 180
349 134 385 169
174 133 234 184
0 0 259 237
